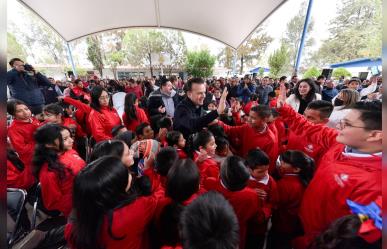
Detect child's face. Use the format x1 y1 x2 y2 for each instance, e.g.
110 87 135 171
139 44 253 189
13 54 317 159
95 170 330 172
44 112 62 124
214 90 221 98
247 111 268 129
14 104 32 121
177 134 186 148
121 143 134 168
208 103 217 111
250 165 269 181
61 129 74 151
203 136 217 155
142 126 154 139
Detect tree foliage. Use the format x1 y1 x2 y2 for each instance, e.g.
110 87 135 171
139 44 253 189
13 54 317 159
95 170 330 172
303 67 321 78
311 0 381 65
86 35 105 77
163 31 188 75
332 67 352 78
217 47 235 70
268 44 290 78
185 49 216 78
7 32 27 63
282 2 315 69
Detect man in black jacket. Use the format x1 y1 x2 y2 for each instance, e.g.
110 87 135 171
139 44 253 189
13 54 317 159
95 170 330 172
174 77 228 138
7 58 53 114
147 78 180 118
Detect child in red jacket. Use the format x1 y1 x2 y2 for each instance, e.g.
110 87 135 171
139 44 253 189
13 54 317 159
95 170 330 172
217 105 279 174
65 156 162 249
166 131 187 159
7 100 40 189
204 156 265 249
191 130 220 187
122 93 149 133
269 150 315 249
245 148 279 249
32 124 85 217
88 86 122 142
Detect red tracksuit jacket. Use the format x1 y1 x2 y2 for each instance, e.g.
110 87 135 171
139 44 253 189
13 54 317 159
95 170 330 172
176 149 188 159
204 178 265 249
271 175 305 236
63 96 92 136
218 122 279 173
278 104 382 249
65 195 159 249
122 106 149 132
7 159 35 189
287 125 325 166
8 118 41 188
39 149 85 216
193 152 220 187
88 106 122 142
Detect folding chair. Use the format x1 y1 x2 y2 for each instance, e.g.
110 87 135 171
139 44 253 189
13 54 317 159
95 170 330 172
7 188 27 247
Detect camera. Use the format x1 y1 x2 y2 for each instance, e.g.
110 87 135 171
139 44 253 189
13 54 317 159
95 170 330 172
24 64 34 72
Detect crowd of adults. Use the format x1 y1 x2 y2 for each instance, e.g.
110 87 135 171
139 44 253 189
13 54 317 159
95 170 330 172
6 57 382 249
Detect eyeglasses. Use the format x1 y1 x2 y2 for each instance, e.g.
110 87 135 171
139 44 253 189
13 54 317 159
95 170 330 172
338 119 366 130
99 95 110 100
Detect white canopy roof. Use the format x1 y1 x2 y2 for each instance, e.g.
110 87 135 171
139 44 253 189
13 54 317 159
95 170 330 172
19 0 287 49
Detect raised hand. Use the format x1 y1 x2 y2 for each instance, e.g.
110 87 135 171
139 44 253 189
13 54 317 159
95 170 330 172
217 88 228 115
277 82 287 108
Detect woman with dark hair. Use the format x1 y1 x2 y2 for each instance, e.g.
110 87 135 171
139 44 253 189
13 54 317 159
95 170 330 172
65 156 159 249
88 86 122 142
7 99 40 190
122 93 149 133
269 150 315 249
204 156 265 249
286 78 321 114
155 158 201 247
32 124 85 216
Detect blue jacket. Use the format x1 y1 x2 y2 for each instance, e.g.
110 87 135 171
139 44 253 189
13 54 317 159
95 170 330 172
7 69 52 106
237 83 256 103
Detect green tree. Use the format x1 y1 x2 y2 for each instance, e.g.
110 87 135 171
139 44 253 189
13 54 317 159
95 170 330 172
217 46 235 70
268 44 290 78
332 67 352 78
282 2 315 69
106 50 125 79
303 67 321 78
311 0 381 65
163 30 188 75
123 29 166 76
86 35 105 77
64 66 88 77
185 49 216 77
258 67 265 77
7 32 27 62
236 28 273 74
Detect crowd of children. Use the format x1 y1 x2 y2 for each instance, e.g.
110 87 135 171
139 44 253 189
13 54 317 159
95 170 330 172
6 73 382 249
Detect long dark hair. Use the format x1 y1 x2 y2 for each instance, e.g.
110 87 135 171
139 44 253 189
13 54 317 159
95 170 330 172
89 140 125 163
90 86 111 113
69 156 136 249
187 130 214 158
7 148 24 171
294 78 318 103
220 156 250 192
124 93 138 122
32 124 70 181
280 150 315 186
159 159 200 245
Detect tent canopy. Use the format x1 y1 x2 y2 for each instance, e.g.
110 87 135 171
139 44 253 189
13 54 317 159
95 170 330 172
19 0 287 49
330 57 382 68
249 66 270 73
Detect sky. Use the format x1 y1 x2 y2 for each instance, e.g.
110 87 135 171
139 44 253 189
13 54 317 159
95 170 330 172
8 0 339 69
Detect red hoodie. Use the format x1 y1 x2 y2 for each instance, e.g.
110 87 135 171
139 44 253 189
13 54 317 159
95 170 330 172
122 106 149 132
125 85 143 99
204 178 265 249
88 106 122 142
39 149 85 216
218 122 279 173
278 104 382 249
8 118 41 188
